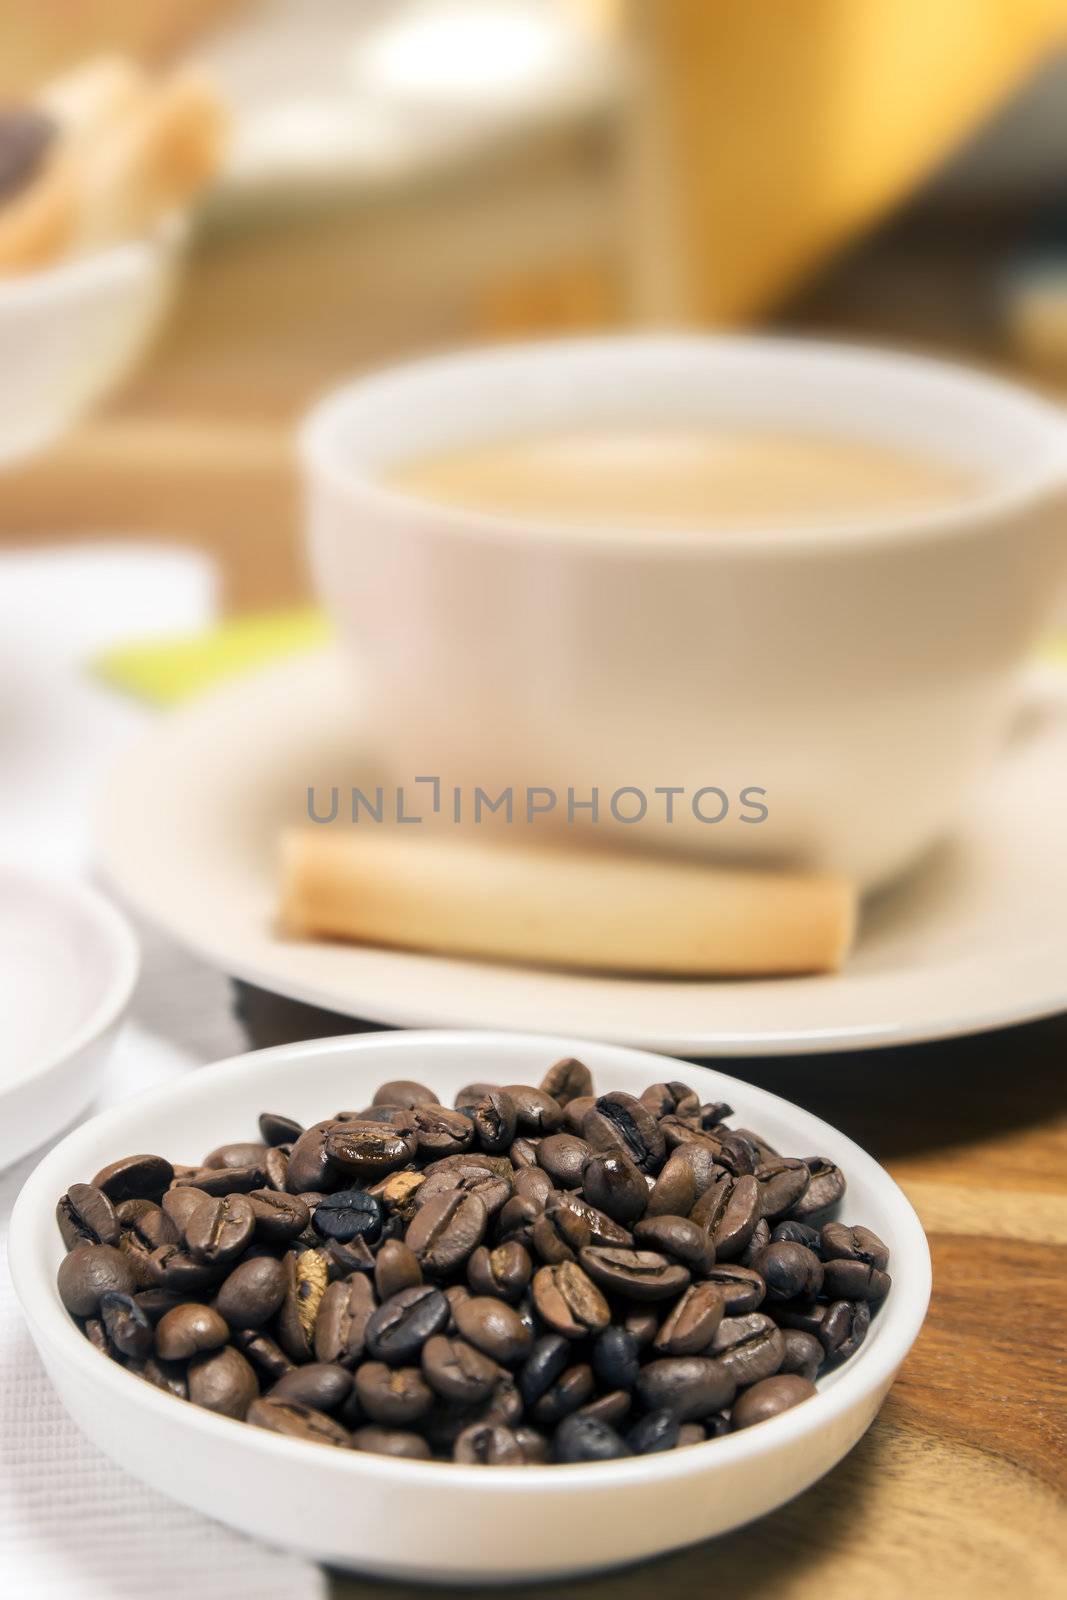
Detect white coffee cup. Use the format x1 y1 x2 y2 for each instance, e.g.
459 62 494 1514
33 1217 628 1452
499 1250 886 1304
301 335 1067 890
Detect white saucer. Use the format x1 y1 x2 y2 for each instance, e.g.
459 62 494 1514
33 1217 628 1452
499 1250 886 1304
0 866 139 1168
97 649 1067 1056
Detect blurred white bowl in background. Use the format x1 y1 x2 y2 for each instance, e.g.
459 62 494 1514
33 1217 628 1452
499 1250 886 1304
0 216 184 467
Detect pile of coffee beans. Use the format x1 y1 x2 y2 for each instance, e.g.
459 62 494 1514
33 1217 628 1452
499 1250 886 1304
55 1061 891 1464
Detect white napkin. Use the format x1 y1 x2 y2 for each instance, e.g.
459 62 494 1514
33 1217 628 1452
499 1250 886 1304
0 546 326 1600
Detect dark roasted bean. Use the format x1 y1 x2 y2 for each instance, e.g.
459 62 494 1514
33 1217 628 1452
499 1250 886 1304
578 1246 689 1302
355 1361 433 1426
373 1080 440 1108
188 1346 259 1419
554 1413 631 1462
248 1397 350 1446
99 1291 153 1359
633 1213 714 1271
215 1255 287 1328
203 1142 268 1170
314 1273 377 1366
270 1362 353 1413
752 1241 824 1301
57 1183 119 1249
453 1297 533 1365
233 1329 295 1382
539 1057 593 1107
653 1282 726 1356
582 1092 664 1173
247 1189 310 1244
501 1084 564 1135
406 1191 487 1274
324 1121 417 1180
790 1157 846 1219
453 1422 524 1465
709 1314 785 1387
365 1285 449 1364
351 1425 432 1459
531 1262 610 1339
636 1356 736 1421
689 1171 761 1260
771 1219 822 1251
58 1245 136 1316
311 1188 382 1244
821 1222 890 1271
467 1242 531 1301
822 1258 891 1301
156 1302 229 1360
517 1334 571 1405
627 1409 680 1454
91 1155 173 1203
422 1335 501 1404
536 1133 593 1189
258 1113 303 1147
731 1374 817 1429
755 1158 811 1219
184 1194 255 1264
581 1150 648 1225
779 1329 823 1381
531 1362 594 1425
471 1089 518 1154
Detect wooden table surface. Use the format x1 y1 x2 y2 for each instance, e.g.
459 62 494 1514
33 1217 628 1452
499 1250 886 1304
235 987 1067 1600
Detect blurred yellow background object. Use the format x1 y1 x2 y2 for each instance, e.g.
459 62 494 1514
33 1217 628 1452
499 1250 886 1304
625 0 1067 322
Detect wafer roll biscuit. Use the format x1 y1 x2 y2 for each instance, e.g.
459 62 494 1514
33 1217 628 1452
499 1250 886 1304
279 830 856 977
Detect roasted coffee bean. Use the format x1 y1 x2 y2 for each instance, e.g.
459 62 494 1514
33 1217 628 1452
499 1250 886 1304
732 1374 817 1429
578 1246 689 1302
700 1263 766 1315
184 1194 255 1264
156 1302 229 1360
98 1291 153 1359
406 1191 487 1273
411 1105 475 1158
258 1112 303 1147
269 1361 353 1413
531 1362 594 1425
790 1157 846 1219
57 1183 119 1249
637 1356 736 1421
469 1089 518 1154
368 1239 420 1301
324 1120 417 1179
577 1390 630 1427
246 1189 310 1244
351 1425 432 1459
771 1219 822 1251
739 1217 771 1268
58 1245 136 1316
581 1151 648 1225
531 1262 610 1339
365 1285 449 1364
313 1273 377 1366
752 1241 824 1301
627 1409 681 1454
203 1142 268 1170
633 1214 714 1272
710 1314 785 1387
754 1158 811 1219
373 1080 440 1108
355 1361 433 1426
653 1283 726 1356
454 1422 525 1465
215 1255 287 1328
562 1095 596 1135
554 1413 632 1462
535 1133 592 1189
468 1242 532 1301
689 1171 761 1260
453 1297 533 1365
92 1155 173 1204
779 1329 823 1381
62 1066 889 1465
248 1397 350 1446
310 1188 382 1245
539 1057 593 1107
822 1258 891 1301
233 1329 295 1382
499 1084 563 1135
188 1346 259 1419
414 1164 512 1219
517 1334 571 1405
276 1248 330 1361
582 1092 664 1173
422 1335 501 1404
821 1222 890 1271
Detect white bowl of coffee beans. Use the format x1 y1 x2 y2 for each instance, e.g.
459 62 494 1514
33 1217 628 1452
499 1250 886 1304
10 1031 930 1582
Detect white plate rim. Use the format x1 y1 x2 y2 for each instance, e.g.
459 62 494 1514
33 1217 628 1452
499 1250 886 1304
94 649 1067 1057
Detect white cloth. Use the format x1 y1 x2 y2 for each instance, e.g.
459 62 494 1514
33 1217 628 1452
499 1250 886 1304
0 546 326 1600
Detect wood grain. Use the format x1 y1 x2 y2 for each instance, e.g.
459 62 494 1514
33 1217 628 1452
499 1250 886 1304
231 994 1067 1600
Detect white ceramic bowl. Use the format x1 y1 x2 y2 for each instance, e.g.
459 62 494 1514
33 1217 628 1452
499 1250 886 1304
0 866 139 1170
0 217 183 465
10 1030 930 1582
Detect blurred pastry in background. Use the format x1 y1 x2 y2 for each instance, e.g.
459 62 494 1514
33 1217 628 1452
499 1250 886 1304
0 56 227 274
